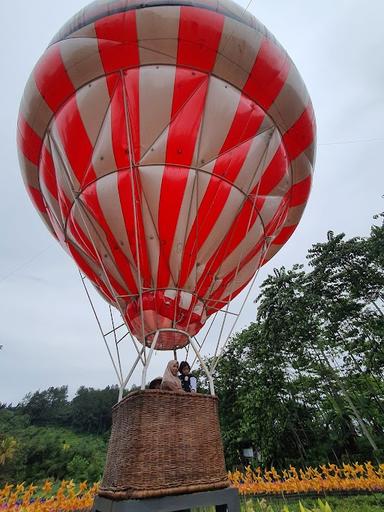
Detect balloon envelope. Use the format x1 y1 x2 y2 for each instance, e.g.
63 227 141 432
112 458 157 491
18 0 316 349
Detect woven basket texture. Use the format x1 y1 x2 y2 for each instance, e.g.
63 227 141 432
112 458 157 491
98 389 229 499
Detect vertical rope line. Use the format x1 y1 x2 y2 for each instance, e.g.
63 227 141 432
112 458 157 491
109 304 123 383
121 70 147 356
50 125 145 366
79 271 122 385
210 231 275 374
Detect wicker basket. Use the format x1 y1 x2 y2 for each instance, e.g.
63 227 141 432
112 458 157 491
98 389 229 499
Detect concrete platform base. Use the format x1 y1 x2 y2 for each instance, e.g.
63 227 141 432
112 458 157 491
92 487 240 512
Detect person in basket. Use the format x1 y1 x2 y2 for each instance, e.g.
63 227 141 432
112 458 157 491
160 360 182 391
178 361 197 393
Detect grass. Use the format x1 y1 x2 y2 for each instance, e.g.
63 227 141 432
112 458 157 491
189 493 384 511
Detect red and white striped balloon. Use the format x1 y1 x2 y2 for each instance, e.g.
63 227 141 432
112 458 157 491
18 0 316 350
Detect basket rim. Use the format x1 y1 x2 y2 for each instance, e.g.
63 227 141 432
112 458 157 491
114 388 218 411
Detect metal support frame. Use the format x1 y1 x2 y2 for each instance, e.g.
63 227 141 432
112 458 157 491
141 331 160 390
137 328 216 395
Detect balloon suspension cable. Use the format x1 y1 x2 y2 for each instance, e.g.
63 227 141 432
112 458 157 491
189 311 218 370
189 335 204 371
210 233 275 375
121 70 147 354
50 132 145 366
109 305 124 384
141 331 160 390
80 269 149 402
119 345 146 402
208 132 288 371
182 118 274 340
193 131 276 371
79 271 123 386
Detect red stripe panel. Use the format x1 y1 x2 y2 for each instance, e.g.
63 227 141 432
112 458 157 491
28 186 46 213
282 103 315 161
196 198 259 297
290 174 312 207
170 69 208 119
110 79 131 169
54 95 96 186
123 69 140 163
67 242 115 303
40 144 59 200
207 237 265 307
256 144 288 196
106 73 120 98
34 44 75 112
243 37 290 110
17 114 42 165
57 186 72 224
178 178 235 288
81 184 139 294
272 224 296 245
67 223 130 299
166 77 208 165
156 78 209 288
219 99 265 156
95 11 139 74
67 215 99 262
117 171 152 288
177 7 224 72
157 166 190 288
264 196 289 236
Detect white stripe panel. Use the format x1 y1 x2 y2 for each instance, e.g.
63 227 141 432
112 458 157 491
90 103 119 179
94 172 138 276
196 76 240 167
268 65 309 134
47 132 76 223
139 176 161 288
49 123 81 193
231 127 275 194
213 15 263 92
139 126 170 165
139 65 175 160
137 6 180 65
19 155 39 190
20 75 53 139
40 164 63 230
139 165 164 234
76 74 112 147
251 131 289 197
285 204 306 227
68 201 132 294
169 169 197 289
291 152 313 185
60 33 105 91
258 195 288 230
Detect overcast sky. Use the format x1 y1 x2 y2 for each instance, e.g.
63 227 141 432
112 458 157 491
1 1 383 405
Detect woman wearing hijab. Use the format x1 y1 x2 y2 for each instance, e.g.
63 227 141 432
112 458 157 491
161 360 183 391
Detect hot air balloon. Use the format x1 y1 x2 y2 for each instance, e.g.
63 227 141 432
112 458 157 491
17 0 315 387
